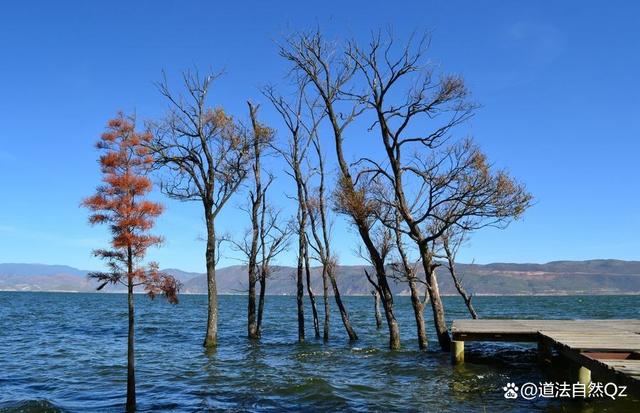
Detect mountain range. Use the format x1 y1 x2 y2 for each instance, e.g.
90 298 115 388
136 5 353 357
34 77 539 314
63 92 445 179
1 259 640 295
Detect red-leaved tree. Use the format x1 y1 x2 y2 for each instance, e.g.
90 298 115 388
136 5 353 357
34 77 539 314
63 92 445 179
82 113 180 413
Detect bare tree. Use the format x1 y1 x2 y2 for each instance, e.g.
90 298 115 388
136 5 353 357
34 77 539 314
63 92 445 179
227 102 276 339
348 31 532 351
303 134 358 341
264 84 321 341
149 70 251 348
280 30 402 349
389 212 429 350
256 199 292 335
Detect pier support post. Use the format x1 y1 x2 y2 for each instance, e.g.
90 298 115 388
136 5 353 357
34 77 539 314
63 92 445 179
451 340 464 364
537 340 552 364
578 365 591 388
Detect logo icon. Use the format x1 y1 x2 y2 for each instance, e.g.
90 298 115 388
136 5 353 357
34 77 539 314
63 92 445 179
503 383 519 399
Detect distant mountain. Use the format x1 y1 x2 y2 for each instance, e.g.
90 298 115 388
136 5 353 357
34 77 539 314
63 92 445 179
1 260 640 295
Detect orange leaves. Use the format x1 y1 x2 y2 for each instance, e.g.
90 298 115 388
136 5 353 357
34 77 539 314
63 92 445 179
143 262 181 304
83 113 175 301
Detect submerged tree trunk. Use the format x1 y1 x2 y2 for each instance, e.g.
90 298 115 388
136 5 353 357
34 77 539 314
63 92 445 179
321 264 330 341
372 290 382 329
328 265 358 341
296 219 305 342
247 101 263 339
381 284 401 349
303 242 320 339
418 248 451 351
247 262 258 339
126 250 136 413
366 267 400 349
408 278 428 350
256 270 267 334
204 213 218 348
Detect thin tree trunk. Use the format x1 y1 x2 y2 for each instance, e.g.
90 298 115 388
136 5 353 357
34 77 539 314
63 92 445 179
442 239 478 319
449 263 478 320
204 213 218 348
126 248 136 413
303 242 320 338
247 101 262 339
247 265 258 339
393 217 428 350
408 278 428 350
372 290 382 329
296 220 305 342
302 139 357 341
321 264 330 341
418 248 451 351
257 270 266 334
327 266 357 340
366 267 400 349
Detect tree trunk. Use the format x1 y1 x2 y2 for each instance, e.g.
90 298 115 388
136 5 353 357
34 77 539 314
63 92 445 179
296 228 305 342
449 269 478 319
444 248 478 319
368 267 400 350
327 93 397 349
328 266 357 340
257 270 266 335
126 249 136 413
372 290 382 329
247 101 262 340
418 250 451 351
321 264 330 341
381 285 401 350
247 265 258 339
204 213 218 348
303 242 320 339
408 278 428 350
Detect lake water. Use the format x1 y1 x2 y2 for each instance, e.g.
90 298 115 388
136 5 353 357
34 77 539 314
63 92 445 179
1 292 639 412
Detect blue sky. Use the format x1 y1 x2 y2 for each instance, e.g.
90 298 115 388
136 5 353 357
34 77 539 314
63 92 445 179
0 1 638 272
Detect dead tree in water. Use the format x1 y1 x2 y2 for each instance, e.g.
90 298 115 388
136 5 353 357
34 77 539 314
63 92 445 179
245 102 273 338
264 85 320 341
280 31 402 349
348 32 532 351
149 71 250 349
303 135 358 341
389 213 428 350
371 290 383 329
232 102 290 338
256 198 292 334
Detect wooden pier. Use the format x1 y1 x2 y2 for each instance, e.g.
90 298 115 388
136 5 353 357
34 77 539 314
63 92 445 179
451 319 640 395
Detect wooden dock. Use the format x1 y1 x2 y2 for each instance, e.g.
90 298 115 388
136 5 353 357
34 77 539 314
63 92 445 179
451 319 640 395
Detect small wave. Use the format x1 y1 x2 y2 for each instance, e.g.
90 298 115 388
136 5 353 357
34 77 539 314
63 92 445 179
0 399 64 413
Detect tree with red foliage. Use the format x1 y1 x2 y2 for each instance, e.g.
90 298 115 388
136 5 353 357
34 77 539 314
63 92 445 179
82 113 180 413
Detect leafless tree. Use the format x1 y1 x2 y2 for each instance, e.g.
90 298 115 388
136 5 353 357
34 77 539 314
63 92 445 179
148 70 251 348
256 201 292 335
348 31 532 351
228 102 277 339
389 211 429 350
437 227 478 319
279 30 402 349
264 84 321 341
303 133 358 341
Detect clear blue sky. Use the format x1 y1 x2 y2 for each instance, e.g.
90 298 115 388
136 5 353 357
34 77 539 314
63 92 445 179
0 1 638 272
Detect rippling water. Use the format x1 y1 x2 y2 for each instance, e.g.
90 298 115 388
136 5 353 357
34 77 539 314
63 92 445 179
1 292 639 412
